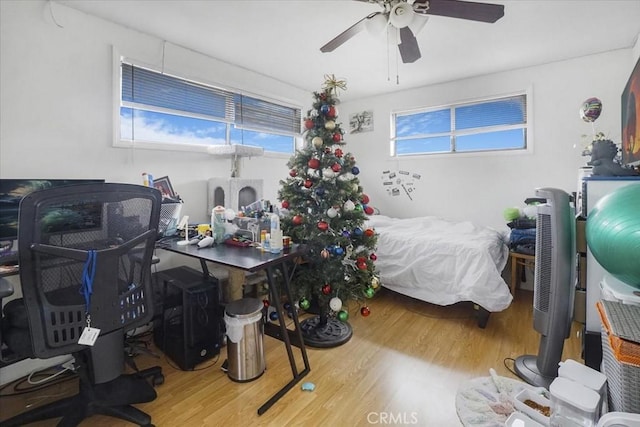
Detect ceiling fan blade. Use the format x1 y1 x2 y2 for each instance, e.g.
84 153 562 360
398 26 421 63
320 12 382 53
413 0 504 23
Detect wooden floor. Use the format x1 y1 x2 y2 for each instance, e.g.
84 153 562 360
1 288 582 426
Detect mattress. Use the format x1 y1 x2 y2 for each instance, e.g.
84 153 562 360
366 215 512 312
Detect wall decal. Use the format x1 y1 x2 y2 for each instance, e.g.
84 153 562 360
381 170 421 201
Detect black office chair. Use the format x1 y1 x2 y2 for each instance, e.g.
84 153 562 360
0 183 163 427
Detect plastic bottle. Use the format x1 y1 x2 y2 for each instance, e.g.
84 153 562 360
211 206 226 244
260 229 267 251
269 213 282 253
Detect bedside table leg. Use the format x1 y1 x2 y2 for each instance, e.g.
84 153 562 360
510 255 517 295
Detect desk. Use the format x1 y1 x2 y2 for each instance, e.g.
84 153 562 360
509 251 535 295
158 241 310 415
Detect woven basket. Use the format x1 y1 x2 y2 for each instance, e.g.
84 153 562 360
597 302 640 413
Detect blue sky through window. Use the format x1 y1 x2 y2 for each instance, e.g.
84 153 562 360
120 63 298 154
393 95 527 155
121 107 294 153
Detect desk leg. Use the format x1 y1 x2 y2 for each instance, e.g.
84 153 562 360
199 259 210 279
257 262 310 415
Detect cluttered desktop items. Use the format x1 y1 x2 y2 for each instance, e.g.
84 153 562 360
160 199 289 254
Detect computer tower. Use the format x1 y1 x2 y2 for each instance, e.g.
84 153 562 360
153 266 221 371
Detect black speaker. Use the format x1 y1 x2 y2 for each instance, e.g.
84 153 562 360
153 266 221 370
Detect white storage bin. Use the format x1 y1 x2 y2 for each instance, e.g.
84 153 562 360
596 412 640 427
506 411 545 427
558 359 607 396
514 389 551 426
558 358 607 416
549 377 600 427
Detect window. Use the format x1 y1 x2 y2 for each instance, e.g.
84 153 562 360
391 94 528 156
119 62 301 154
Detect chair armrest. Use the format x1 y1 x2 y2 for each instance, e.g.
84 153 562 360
1 277 17 364
0 277 14 299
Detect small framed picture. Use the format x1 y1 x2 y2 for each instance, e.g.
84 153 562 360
349 110 374 133
153 176 175 199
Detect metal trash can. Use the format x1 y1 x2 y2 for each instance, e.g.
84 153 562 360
224 298 265 382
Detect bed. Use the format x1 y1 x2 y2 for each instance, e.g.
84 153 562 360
366 215 513 327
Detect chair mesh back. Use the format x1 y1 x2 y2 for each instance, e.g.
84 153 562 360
18 183 161 359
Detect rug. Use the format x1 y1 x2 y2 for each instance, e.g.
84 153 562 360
455 371 542 427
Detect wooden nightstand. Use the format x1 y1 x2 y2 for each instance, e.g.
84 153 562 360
509 251 535 295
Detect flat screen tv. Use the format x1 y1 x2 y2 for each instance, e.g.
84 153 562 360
0 179 104 243
622 56 640 168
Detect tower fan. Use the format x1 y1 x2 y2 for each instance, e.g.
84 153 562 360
515 188 576 388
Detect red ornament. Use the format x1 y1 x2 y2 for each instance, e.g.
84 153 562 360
322 284 332 295
263 299 270 307
364 228 375 237
304 179 313 188
281 201 290 209
370 253 377 261
289 169 297 177
332 133 341 142
308 158 320 169
357 262 368 270
304 119 314 130
292 215 303 225
360 306 371 317
334 148 343 158
317 221 329 231
361 194 370 204
357 256 367 264
331 163 341 172
364 206 374 215
327 106 337 118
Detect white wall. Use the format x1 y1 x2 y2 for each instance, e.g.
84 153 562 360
0 0 305 226
341 48 639 231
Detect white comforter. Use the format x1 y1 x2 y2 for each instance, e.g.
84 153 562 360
366 215 512 312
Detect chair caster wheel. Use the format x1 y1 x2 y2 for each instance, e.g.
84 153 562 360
152 374 164 386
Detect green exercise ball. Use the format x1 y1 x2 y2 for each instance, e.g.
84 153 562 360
586 183 640 289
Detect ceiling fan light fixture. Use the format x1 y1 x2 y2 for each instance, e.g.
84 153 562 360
389 2 415 28
365 12 389 35
408 14 429 35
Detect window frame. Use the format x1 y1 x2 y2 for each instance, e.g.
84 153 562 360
390 90 532 158
113 51 302 156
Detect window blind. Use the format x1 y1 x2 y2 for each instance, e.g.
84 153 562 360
122 63 300 135
235 94 302 136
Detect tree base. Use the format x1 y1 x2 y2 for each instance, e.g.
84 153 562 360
299 315 352 348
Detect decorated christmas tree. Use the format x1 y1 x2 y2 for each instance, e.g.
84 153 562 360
277 75 380 347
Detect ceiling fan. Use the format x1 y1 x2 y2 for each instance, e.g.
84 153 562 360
320 0 504 64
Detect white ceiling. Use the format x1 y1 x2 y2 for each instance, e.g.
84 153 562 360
57 0 640 102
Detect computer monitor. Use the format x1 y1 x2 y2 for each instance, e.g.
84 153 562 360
0 179 104 243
